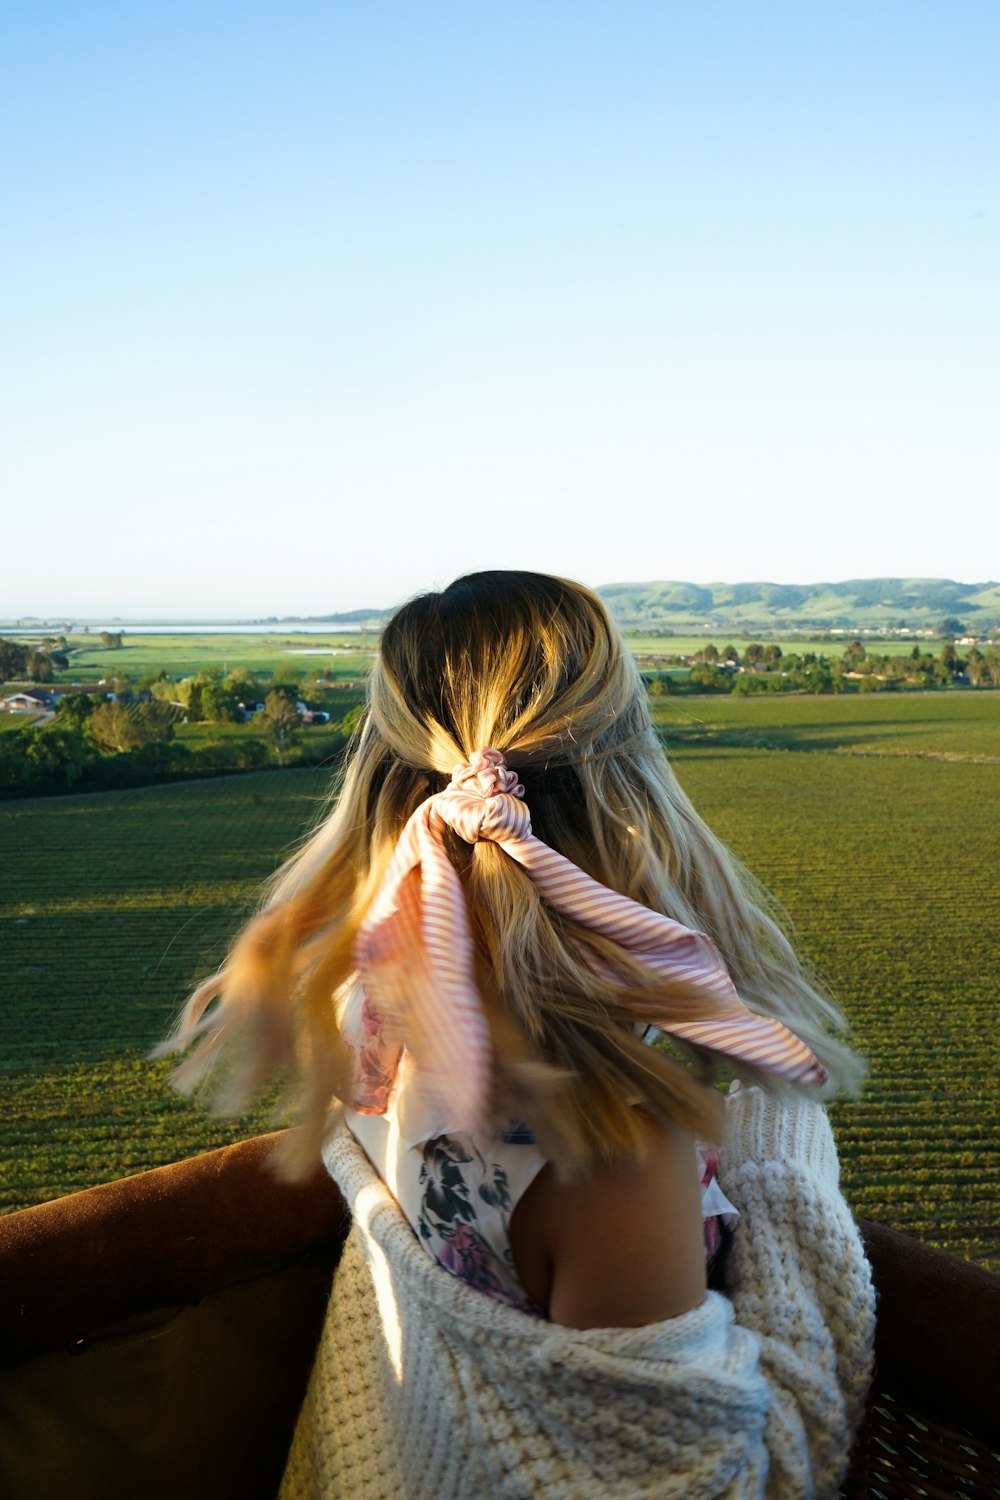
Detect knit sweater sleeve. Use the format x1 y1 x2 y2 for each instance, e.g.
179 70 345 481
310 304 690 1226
718 1086 876 1499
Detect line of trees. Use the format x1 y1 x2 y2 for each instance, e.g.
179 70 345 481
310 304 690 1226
0 722 279 797
0 630 123 680
0 665 356 798
0 638 69 683
0 709 351 798
645 640 1000 696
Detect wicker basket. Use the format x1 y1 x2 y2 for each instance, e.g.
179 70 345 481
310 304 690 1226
843 1386 1000 1499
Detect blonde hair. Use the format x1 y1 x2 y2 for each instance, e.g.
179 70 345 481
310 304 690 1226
157 570 865 1179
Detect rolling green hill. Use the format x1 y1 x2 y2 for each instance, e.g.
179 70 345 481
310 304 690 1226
598 577 1000 633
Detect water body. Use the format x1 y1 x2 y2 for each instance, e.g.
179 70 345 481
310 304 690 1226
6 622 370 636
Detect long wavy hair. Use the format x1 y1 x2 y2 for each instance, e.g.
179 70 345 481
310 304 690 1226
156 570 865 1179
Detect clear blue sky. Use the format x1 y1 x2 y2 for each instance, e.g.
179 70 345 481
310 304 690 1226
2 2 997 617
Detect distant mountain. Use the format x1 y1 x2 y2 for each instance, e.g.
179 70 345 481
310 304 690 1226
596 578 1000 633
318 609 392 623
254 609 391 625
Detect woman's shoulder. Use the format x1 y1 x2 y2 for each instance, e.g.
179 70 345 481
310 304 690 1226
510 1113 708 1328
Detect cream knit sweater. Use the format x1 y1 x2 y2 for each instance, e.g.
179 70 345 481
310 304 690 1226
280 1088 876 1499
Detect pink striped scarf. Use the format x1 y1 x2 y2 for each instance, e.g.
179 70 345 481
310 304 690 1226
350 749 826 1131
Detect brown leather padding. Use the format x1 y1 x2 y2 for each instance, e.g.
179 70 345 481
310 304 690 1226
0 1248 342 1500
857 1217 1000 1443
1 1137 998 1498
0 1133 349 1500
0 1131 348 1363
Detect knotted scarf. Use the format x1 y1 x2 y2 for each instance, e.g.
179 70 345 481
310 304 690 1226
350 748 827 1131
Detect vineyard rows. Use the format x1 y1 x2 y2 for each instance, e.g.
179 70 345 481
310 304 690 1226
1 703 998 1269
653 686 1000 759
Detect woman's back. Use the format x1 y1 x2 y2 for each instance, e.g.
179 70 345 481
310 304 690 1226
346 1075 739 1326
280 1087 876 1500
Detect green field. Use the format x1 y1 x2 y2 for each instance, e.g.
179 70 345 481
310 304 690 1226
624 633 941 658
652 688 1000 760
0 714 45 732
2 693 998 1270
34 632 375 685
1 626 968 694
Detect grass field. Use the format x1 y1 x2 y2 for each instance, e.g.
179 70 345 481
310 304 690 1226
47 632 375 684
0 714 45 732
652 688 1000 760
1 692 998 1269
623 633 941 658
1 626 961 693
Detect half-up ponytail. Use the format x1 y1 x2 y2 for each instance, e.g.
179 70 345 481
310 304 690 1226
156 570 864 1180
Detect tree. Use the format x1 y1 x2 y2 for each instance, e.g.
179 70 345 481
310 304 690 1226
27 726 96 789
0 639 29 679
25 650 54 682
939 617 964 636
86 702 142 753
743 643 765 667
99 631 124 649
688 663 730 692
199 674 240 722
170 672 241 723
85 702 169 753
232 739 270 772
0 725 95 793
55 693 100 731
762 644 783 665
266 679 301 709
223 666 261 702
271 663 304 691
0 727 33 789
150 677 182 706
129 741 193 777
175 677 205 721
135 699 177 742
799 666 836 695
966 648 987 687
722 643 739 663
843 640 867 667
261 691 301 767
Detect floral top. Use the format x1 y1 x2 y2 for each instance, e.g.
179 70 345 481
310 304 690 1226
346 1074 740 1316
349 1116 549 1312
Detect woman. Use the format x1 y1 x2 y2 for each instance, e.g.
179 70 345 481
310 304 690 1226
158 570 875 1498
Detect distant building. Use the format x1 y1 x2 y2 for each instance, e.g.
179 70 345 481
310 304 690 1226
1 689 54 712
